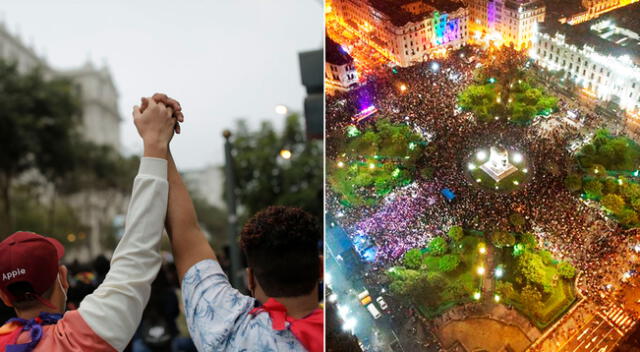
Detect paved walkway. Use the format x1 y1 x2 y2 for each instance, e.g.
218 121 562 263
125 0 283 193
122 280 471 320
439 318 531 352
432 302 541 351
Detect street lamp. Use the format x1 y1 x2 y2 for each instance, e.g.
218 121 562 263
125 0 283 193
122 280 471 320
512 152 523 163
223 130 242 289
279 149 292 160
275 104 288 115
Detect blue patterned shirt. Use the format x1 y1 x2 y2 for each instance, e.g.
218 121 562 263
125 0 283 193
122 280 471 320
181 259 306 351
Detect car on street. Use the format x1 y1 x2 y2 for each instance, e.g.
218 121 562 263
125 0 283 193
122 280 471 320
358 289 372 305
366 303 382 319
376 296 388 310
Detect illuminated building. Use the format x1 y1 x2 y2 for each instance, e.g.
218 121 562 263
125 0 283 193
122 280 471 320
549 0 640 25
533 4 640 113
325 36 360 94
333 0 469 67
466 0 545 49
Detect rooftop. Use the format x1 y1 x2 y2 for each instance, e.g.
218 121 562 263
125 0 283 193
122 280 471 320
503 0 545 12
540 2 640 65
326 35 354 66
368 0 464 27
543 0 586 22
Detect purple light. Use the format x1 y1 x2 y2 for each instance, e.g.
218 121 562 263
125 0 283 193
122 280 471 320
353 105 378 123
361 105 376 114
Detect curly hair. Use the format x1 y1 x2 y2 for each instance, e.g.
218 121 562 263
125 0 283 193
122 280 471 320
240 206 321 297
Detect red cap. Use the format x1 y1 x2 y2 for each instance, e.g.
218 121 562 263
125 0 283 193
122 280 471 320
0 231 65 307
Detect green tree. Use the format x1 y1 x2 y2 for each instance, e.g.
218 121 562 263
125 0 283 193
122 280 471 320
328 118 426 206
230 114 323 220
0 59 81 235
491 231 516 248
517 251 549 287
520 232 537 249
402 248 424 269
620 181 640 201
496 281 516 300
564 174 583 193
558 261 576 279
520 285 544 315
601 193 625 214
618 208 639 227
438 254 461 272
603 178 619 195
447 226 464 242
583 179 603 198
428 237 448 256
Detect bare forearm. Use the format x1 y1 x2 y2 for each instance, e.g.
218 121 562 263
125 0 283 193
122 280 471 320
165 152 217 281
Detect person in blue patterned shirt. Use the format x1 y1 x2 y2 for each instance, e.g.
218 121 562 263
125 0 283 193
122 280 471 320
147 94 324 352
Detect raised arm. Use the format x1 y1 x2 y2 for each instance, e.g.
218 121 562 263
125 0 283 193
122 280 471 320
165 152 217 282
77 98 176 352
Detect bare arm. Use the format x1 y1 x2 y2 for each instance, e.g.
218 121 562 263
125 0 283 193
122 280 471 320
165 152 217 281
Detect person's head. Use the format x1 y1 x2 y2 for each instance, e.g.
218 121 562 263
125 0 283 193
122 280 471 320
240 206 321 299
0 232 69 317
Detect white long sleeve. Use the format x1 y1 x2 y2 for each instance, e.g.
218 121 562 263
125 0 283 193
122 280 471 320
77 157 169 352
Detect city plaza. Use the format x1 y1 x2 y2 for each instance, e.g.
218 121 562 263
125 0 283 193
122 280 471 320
325 0 640 351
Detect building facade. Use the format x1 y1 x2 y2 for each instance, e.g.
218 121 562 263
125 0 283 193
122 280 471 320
182 165 227 210
326 36 359 94
467 0 545 49
334 0 469 67
60 63 121 151
533 12 640 112
560 0 639 25
0 21 121 151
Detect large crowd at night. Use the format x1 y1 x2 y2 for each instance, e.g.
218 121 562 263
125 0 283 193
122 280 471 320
326 46 640 310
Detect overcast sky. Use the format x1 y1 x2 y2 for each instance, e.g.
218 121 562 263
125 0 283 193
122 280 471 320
2 0 323 169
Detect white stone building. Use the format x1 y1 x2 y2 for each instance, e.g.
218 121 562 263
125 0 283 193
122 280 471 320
182 165 227 210
0 20 123 259
532 5 640 112
333 0 469 67
0 21 121 151
466 0 545 49
325 36 359 94
60 63 121 151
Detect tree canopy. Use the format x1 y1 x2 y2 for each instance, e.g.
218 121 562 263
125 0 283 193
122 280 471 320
328 118 426 206
0 59 81 235
229 113 323 220
578 129 640 172
447 226 464 242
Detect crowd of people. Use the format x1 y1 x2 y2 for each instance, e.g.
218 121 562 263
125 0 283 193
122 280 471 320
0 254 197 352
326 46 639 325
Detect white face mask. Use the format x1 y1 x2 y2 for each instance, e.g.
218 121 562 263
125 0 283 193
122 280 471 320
57 274 67 303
